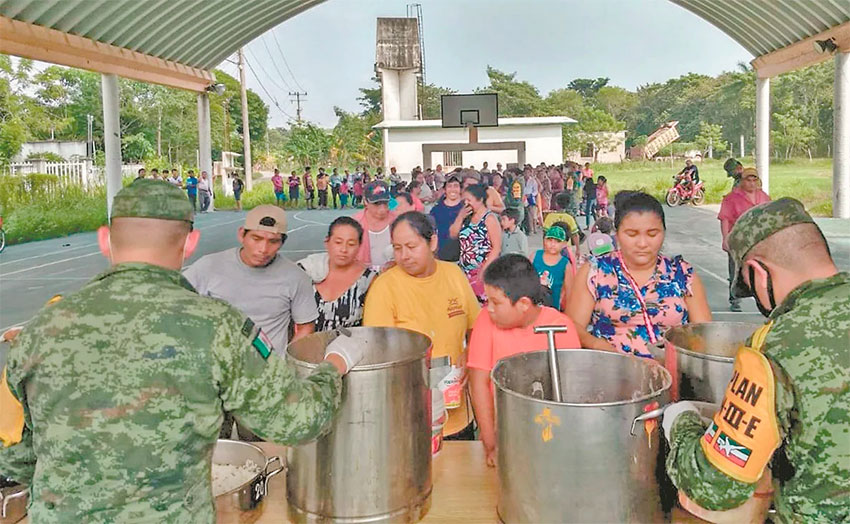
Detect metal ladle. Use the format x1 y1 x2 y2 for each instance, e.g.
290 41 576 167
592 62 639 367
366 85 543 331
534 325 568 402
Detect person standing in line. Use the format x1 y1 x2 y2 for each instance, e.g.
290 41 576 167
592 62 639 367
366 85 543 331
297 217 377 332
353 177 364 207
352 181 397 271
232 175 245 211
317 168 329 210
532 224 574 311
389 166 403 195
0 181 360 523
150 168 160 180
718 167 771 312
330 168 342 209
289 170 301 206
303 166 315 210
503 168 526 234
167 169 182 188
500 208 528 257
581 173 597 228
339 178 350 209
198 171 212 213
663 198 849 523
363 212 480 440
134 167 147 181
184 205 317 353
451 183 502 303
523 167 540 234
468 254 581 466
185 170 198 212
271 168 285 208
430 176 465 262
596 176 610 218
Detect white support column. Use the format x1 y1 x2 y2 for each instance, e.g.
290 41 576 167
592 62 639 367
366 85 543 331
755 77 770 195
197 92 214 211
101 73 122 218
834 51 850 218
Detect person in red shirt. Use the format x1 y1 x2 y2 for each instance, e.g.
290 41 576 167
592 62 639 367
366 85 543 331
468 254 581 467
718 167 770 311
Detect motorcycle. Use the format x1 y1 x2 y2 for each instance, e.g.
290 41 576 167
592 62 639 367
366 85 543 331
666 174 705 207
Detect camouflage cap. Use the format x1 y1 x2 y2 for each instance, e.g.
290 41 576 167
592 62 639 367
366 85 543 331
728 197 815 298
111 179 194 223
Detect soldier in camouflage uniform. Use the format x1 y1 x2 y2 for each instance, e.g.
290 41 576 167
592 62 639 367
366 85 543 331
663 198 850 522
0 180 360 523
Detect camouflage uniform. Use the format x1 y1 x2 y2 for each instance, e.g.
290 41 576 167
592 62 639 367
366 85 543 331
666 198 850 522
0 180 342 523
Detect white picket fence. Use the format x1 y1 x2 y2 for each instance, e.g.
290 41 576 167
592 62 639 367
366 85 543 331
7 160 103 188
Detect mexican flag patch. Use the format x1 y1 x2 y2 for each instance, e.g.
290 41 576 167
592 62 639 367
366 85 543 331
252 330 273 360
713 432 752 468
703 422 718 443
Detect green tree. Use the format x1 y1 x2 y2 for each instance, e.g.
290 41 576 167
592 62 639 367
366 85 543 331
771 112 816 159
594 86 638 122
281 123 333 167
476 66 545 117
567 77 609 99
419 82 457 119
694 122 727 158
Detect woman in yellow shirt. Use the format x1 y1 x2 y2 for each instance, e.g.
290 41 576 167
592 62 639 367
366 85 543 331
364 212 480 438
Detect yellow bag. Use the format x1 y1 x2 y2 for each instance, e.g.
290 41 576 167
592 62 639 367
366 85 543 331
0 367 24 447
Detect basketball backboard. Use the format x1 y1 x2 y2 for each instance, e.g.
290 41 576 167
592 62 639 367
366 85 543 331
441 93 498 128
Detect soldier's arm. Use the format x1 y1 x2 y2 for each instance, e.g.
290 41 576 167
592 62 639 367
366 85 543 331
0 352 36 484
0 428 35 485
665 411 756 510
212 311 342 445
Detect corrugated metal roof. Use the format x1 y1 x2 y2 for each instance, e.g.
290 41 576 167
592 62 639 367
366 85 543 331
670 0 850 57
0 0 327 70
0 0 848 72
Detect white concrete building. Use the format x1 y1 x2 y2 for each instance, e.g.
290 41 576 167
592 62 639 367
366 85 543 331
566 131 627 164
374 116 575 172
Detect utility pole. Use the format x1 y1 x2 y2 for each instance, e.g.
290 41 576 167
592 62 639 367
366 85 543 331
238 48 253 191
289 91 307 122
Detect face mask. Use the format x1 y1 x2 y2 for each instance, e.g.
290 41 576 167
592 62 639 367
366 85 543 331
748 261 777 317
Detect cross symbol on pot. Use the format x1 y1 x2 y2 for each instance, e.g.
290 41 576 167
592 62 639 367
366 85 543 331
534 408 561 443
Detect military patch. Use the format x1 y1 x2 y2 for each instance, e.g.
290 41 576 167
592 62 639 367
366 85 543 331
241 318 255 338
252 330 273 360
712 432 752 468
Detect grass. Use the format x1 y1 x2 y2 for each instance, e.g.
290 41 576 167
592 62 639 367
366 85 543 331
596 158 833 215
3 184 108 244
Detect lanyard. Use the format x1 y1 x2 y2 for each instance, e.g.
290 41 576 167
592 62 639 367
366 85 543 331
616 251 658 344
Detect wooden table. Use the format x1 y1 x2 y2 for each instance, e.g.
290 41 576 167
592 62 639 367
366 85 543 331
231 442 501 524
20 442 706 523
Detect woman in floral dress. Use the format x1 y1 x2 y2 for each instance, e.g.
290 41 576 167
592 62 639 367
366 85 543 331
566 192 711 357
450 183 502 303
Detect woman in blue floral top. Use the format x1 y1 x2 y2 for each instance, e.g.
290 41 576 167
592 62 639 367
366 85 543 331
566 192 711 357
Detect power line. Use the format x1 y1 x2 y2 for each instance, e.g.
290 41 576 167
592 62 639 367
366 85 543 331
245 48 289 95
270 28 306 92
258 36 293 91
242 54 295 123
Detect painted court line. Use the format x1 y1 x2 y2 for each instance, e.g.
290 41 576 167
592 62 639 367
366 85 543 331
0 242 99 267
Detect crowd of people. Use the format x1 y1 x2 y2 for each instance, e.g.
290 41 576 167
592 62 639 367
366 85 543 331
1 156 846 523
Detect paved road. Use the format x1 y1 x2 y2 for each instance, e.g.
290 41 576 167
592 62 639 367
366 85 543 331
2 205 848 331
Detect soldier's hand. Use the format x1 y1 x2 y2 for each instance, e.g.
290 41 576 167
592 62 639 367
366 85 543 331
324 331 363 375
662 401 699 441
1 326 23 343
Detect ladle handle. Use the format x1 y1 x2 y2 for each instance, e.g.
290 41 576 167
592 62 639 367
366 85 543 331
534 325 568 403
629 406 667 436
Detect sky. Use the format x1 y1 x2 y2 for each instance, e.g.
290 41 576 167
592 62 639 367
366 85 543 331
218 0 755 129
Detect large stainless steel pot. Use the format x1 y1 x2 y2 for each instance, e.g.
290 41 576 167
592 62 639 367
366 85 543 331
492 349 671 523
213 439 284 521
286 327 432 523
658 322 760 403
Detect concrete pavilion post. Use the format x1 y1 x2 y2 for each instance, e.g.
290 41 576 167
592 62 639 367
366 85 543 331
101 73 122 218
197 92 214 211
755 76 771 195
833 51 850 218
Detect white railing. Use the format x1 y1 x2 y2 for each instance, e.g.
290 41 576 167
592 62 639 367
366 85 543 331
6 159 105 188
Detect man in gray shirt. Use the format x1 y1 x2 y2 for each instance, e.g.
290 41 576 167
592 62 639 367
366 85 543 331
184 205 317 354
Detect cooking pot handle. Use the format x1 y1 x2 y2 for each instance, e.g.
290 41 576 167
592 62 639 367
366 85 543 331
2 488 27 518
629 405 669 436
262 456 285 496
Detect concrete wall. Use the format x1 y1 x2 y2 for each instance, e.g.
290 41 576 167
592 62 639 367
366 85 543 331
566 131 626 164
17 140 87 161
385 124 563 171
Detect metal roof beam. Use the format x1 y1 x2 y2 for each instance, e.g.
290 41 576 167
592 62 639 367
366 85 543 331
0 16 215 92
752 20 850 78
